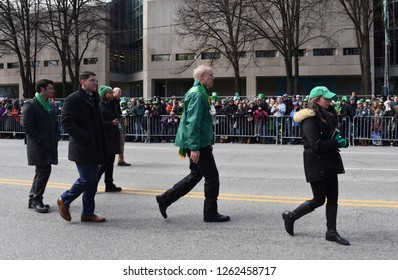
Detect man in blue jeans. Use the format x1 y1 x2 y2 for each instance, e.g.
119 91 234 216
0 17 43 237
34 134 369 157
57 71 107 223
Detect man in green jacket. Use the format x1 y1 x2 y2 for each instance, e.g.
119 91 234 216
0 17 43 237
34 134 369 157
156 65 230 222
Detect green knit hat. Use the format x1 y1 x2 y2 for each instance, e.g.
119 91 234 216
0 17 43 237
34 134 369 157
99 85 112 97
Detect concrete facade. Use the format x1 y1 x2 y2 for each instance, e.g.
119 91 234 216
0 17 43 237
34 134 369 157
0 0 384 99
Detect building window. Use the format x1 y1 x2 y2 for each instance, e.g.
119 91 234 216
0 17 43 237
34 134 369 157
31 61 40 68
44 60 59 67
313 48 335 56
151 54 170 61
298 49 306 57
227 51 246 58
201 52 221 60
0 63 4 69
132 47 143 73
176 53 195 61
84 58 98 65
7 62 19 69
256 50 277 58
343 48 359 55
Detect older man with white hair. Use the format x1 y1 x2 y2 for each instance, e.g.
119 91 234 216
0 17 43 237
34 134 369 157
156 64 230 223
113 87 131 166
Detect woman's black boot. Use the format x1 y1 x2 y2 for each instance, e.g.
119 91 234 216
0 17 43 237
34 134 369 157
282 201 313 236
325 205 350 246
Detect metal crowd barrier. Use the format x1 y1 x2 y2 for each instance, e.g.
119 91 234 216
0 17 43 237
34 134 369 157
352 116 398 146
2 114 398 146
0 114 24 137
122 115 292 144
123 114 179 143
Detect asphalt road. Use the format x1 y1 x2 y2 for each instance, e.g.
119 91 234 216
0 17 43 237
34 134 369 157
0 139 397 260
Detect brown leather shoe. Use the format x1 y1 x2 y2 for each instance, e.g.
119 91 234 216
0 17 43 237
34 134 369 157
118 161 131 166
57 197 71 221
81 214 106 223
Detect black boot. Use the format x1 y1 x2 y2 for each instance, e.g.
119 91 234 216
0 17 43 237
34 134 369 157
282 201 313 236
325 205 350 246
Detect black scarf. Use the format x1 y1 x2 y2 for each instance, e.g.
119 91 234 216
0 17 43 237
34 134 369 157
314 104 338 132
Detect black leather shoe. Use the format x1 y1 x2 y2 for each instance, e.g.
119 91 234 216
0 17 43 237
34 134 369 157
325 231 350 246
118 162 131 166
32 203 49 213
29 200 49 209
105 185 122 192
204 213 230 222
40 202 50 209
156 195 168 219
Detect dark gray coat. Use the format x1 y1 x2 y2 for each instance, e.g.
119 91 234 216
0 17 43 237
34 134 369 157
99 99 121 155
22 98 60 166
294 108 345 183
61 88 106 164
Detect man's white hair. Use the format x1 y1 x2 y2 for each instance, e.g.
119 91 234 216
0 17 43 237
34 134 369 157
193 64 212 80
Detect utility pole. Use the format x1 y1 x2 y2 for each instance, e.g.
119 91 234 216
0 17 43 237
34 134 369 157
383 0 390 97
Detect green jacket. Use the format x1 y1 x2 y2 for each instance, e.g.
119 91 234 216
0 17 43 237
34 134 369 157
174 80 214 151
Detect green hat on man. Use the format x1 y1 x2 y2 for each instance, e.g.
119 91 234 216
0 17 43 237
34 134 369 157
309 86 337 100
99 85 112 97
211 92 218 100
258 93 265 100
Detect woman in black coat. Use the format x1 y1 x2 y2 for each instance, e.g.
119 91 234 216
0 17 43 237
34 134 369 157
97 86 122 192
282 86 350 246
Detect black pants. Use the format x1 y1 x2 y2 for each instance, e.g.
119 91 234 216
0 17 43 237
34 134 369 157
308 175 339 209
29 165 51 204
98 154 116 186
162 146 220 217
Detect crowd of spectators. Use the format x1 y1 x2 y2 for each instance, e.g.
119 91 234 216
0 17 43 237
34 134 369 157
0 98 25 138
105 90 398 145
2 90 398 145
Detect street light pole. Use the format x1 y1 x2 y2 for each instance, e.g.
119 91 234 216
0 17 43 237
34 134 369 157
383 0 390 97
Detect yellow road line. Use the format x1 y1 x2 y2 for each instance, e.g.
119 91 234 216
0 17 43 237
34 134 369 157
1 178 398 209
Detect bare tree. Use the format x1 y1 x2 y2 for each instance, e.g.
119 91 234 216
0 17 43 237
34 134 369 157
0 0 45 98
246 0 330 95
174 0 257 94
337 0 374 95
40 0 109 95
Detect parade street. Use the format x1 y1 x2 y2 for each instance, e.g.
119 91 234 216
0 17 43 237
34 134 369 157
0 139 397 260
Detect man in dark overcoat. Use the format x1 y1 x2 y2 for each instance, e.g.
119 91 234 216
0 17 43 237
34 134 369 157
57 71 107 223
23 79 60 213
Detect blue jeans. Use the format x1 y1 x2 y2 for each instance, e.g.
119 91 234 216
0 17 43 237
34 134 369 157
134 121 143 141
61 163 99 216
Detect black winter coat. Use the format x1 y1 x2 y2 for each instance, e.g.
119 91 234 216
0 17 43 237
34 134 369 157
294 108 345 183
22 98 60 166
61 88 106 164
99 99 121 155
